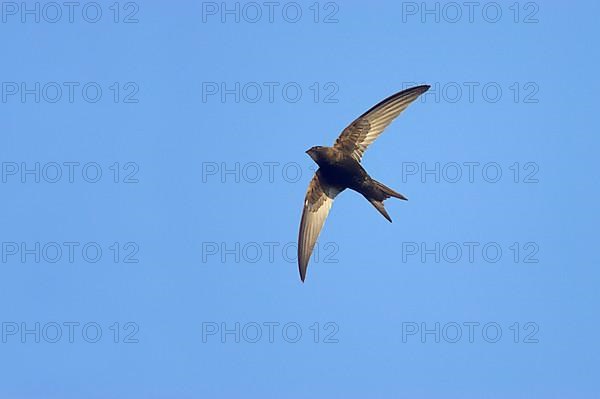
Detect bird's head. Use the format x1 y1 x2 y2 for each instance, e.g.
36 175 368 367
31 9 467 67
306 146 326 163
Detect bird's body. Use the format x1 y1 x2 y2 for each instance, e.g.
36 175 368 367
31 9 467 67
298 85 430 282
308 146 405 213
309 147 359 190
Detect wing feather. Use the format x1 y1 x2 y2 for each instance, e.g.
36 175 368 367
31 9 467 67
334 85 430 161
298 172 342 282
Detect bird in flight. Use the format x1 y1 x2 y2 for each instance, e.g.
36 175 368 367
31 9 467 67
297 85 430 282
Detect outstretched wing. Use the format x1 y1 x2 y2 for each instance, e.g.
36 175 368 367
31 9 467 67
334 85 430 162
298 172 343 282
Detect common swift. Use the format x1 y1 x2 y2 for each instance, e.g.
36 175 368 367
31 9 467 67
298 85 430 282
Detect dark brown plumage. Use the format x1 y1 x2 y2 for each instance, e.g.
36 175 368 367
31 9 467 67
298 85 430 282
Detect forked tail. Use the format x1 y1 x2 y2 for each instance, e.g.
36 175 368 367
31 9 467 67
368 180 407 223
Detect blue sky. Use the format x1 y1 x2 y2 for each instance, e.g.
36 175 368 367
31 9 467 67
0 1 598 398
